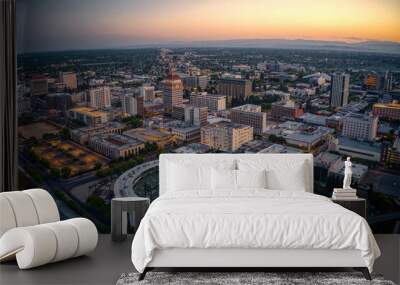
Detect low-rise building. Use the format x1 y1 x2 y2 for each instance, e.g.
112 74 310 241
88 134 144 159
372 103 400 121
271 101 304 121
68 107 108 126
330 136 382 162
265 121 333 151
124 128 177 148
71 122 125 144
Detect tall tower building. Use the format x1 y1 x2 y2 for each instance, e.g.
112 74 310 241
88 86 111 109
160 71 183 113
330 73 349 108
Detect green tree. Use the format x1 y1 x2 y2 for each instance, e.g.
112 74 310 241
60 166 71 178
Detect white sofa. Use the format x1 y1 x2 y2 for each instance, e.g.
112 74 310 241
0 189 98 269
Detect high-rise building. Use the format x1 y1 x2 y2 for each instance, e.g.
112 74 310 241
122 94 144 116
330 73 350 107
160 71 183 113
190 92 226 113
88 86 111 109
201 121 253 152
216 78 252 104
30 75 48 96
59 72 77 90
271 101 304 121
139 85 155 103
230 104 267 135
184 106 208 127
342 113 378 141
372 103 400 121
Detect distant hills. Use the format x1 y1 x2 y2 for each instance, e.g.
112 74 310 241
128 39 400 55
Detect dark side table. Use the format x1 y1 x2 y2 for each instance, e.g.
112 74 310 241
331 197 366 219
111 197 150 242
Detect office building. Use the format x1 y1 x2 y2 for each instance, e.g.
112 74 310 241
363 72 393 92
139 85 155 103
88 134 144 159
330 73 349 107
230 104 266 135
46 93 73 112
216 78 252 103
122 94 144 116
372 103 400 121
160 71 183 112
271 101 304 121
190 92 226 113
59 72 77 90
68 107 108 127
201 121 253 152
342 113 378 141
197 75 209 89
30 75 48 96
172 104 208 127
185 106 208 127
88 86 111 109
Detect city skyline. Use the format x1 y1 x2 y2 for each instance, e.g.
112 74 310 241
17 0 400 52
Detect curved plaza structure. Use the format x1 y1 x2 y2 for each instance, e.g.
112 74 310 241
113 160 159 198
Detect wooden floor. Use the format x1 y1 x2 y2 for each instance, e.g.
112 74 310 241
0 234 398 285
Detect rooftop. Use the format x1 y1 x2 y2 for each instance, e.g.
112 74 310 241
70 107 107 117
337 136 382 153
373 103 400 109
173 143 210 154
204 121 252 130
232 104 262 113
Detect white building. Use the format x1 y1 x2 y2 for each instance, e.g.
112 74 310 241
88 86 111 109
342 113 378 141
189 92 226 113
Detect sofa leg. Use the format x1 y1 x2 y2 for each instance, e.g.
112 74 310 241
138 268 148 281
354 267 371 280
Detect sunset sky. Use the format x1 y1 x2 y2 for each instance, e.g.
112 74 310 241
17 0 400 52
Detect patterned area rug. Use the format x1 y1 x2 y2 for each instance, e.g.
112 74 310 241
116 272 395 285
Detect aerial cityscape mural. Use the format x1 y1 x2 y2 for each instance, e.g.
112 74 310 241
16 0 400 233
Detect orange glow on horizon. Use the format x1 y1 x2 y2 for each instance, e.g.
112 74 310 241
98 0 400 42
